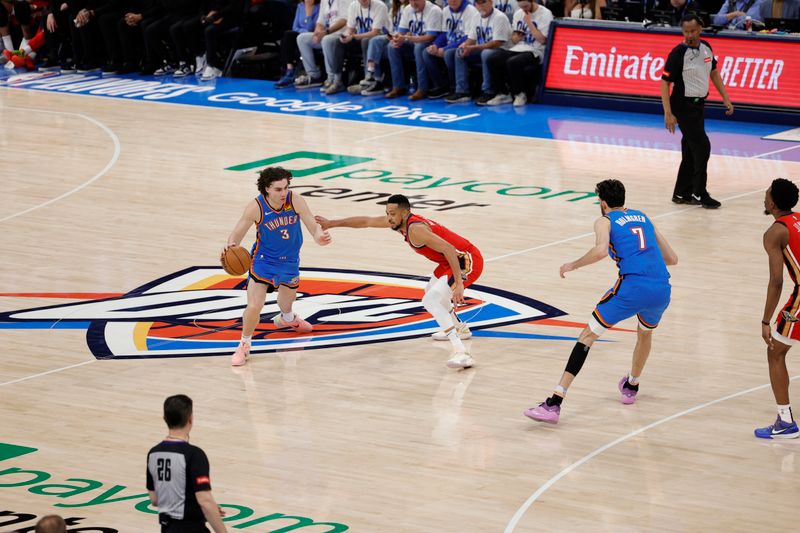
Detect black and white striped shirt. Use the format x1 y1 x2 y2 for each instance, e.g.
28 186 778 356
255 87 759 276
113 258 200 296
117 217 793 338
146 440 211 525
662 40 717 100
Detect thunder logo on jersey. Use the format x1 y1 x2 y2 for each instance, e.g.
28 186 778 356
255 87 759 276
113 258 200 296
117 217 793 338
252 191 302 264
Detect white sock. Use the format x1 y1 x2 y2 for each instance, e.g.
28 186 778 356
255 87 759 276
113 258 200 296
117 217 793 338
778 404 794 424
281 311 295 322
423 277 465 352
628 374 640 385
241 334 252 345
554 385 567 397
20 38 28 51
2 35 13 52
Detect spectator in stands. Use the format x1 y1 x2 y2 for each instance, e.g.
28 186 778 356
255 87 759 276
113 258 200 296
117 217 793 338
484 0 552 106
385 0 442 99
117 0 160 74
564 0 605 18
324 0 389 94
42 2 73 69
494 0 518 21
0 0 33 54
356 0 408 96
666 0 702 26
294 0 352 89
420 0 478 100
276 0 320 88
176 0 246 80
93 1 126 73
445 0 510 105
712 0 764 28
142 0 198 75
758 0 799 19
68 0 107 72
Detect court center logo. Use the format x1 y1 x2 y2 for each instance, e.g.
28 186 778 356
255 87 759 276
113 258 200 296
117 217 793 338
0 267 565 360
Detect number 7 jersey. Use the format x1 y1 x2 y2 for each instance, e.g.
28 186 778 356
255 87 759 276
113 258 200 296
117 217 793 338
252 191 303 265
606 209 670 280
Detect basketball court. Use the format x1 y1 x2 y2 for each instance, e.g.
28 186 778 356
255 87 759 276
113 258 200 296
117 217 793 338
1 70 799 532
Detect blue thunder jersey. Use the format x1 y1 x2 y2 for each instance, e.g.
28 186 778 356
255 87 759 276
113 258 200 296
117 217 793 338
252 191 303 265
606 209 670 280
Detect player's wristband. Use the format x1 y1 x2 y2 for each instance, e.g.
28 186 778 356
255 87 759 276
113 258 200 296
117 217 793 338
761 320 770 326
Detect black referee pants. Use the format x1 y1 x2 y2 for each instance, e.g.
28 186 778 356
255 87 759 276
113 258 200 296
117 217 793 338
673 98 711 199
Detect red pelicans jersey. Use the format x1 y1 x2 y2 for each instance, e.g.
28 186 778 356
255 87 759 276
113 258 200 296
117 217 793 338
402 214 484 286
776 213 800 340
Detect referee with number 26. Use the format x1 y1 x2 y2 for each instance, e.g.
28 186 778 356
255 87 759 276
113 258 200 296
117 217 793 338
147 394 228 533
660 13 734 210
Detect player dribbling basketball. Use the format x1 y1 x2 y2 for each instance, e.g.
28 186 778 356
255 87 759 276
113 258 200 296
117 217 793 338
223 167 331 367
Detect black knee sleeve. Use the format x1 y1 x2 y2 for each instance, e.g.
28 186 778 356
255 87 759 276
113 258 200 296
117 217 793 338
565 342 590 376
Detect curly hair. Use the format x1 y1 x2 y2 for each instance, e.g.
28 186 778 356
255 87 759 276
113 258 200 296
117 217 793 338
257 167 292 196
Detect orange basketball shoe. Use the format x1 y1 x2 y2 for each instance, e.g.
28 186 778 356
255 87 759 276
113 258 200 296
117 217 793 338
272 313 312 333
230 342 249 366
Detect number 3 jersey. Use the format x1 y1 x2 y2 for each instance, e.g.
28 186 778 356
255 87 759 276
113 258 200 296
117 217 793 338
252 191 303 266
606 209 670 280
146 440 211 522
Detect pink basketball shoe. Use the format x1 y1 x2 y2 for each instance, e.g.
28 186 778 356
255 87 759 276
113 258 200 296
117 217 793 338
618 376 638 405
272 313 313 333
230 342 249 366
524 402 561 424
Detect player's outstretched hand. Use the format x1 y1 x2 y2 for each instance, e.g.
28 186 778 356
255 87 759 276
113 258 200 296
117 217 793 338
315 215 331 230
315 228 332 246
559 262 574 278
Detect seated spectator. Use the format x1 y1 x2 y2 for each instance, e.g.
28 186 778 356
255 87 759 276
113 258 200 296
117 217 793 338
758 0 799 19
118 0 161 74
665 0 702 25
276 0 320 88
68 0 108 72
294 0 352 89
494 0 518 21
325 0 389 94
713 0 764 28
485 0 552 106
2 26 44 70
357 0 408 95
420 0 478 100
93 0 126 73
445 0 511 104
0 0 34 53
42 1 73 69
385 0 442 98
193 0 246 80
142 0 199 75
564 0 604 18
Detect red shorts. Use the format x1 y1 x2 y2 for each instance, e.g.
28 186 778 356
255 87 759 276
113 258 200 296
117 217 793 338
433 246 484 288
775 289 800 342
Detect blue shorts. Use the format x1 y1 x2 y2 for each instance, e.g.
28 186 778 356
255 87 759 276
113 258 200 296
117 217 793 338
590 275 671 334
249 261 300 290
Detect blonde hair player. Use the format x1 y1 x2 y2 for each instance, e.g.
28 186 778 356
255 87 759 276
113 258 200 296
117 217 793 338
222 167 331 367
316 194 484 369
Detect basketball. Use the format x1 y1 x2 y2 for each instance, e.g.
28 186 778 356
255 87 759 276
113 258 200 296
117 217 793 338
221 245 251 276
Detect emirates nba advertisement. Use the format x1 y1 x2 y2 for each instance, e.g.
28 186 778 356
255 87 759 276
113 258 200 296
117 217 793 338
544 25 800 110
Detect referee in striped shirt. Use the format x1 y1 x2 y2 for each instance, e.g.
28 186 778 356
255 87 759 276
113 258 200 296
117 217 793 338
660 13 734 209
